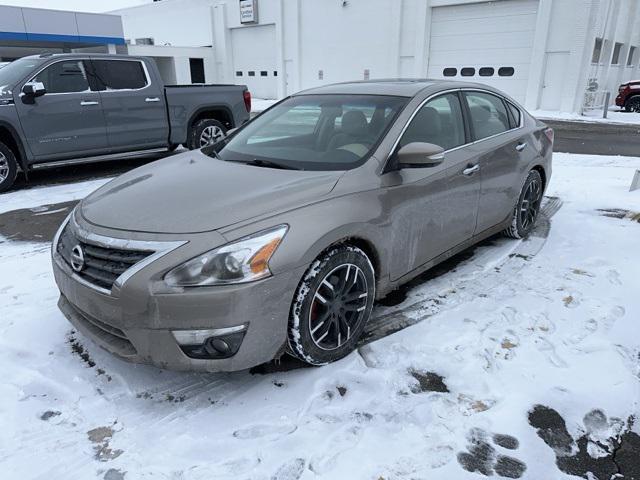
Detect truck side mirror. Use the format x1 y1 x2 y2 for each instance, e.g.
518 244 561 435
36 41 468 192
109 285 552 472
22 81 46 98
396 142 445 168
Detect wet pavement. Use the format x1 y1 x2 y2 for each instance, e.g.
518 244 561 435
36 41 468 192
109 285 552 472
0 200 77 244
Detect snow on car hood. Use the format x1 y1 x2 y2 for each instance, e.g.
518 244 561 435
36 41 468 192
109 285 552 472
81 150 343 234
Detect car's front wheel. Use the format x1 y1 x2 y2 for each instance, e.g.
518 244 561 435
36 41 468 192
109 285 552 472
0 141 18 193
288 245 375 365
503 169 543 239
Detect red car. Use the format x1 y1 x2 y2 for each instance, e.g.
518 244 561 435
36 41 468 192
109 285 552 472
616 80 640 112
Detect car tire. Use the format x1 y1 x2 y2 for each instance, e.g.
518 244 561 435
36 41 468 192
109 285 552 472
625 96 640 113
503 169 543 239
187 119 227 150
0 141 18 193
287 245 376 366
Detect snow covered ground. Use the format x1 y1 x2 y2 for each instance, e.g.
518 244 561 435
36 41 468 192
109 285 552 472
252 98 278 113
532 108 640 125
0 153 639 479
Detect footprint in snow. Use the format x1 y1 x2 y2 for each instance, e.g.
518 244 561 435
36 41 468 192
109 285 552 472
457 428 526 478
528 405 640 479
271 458 306 480
232 422 297 440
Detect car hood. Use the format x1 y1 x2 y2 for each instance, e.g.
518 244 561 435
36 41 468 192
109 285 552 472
81 150 343 234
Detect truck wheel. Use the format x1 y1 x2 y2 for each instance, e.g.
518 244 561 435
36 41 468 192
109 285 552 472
625 96 640 113
287 245 376 366
188 119 227 150
0 142 18 193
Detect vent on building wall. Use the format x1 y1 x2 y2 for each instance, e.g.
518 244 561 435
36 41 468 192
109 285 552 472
135 38 155 46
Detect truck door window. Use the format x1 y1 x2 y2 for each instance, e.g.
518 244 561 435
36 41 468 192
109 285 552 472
33 61 90 94
91 60 148 91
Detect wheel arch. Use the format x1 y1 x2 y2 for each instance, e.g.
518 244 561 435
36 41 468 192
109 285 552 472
0 121 29 172
531 164 547 191
188 105 234 131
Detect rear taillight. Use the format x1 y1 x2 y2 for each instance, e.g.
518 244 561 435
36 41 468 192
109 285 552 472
243 90 251 113
544 127 554 144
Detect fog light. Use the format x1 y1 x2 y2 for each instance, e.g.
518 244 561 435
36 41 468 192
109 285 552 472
206 338 231 356
173 325 247 360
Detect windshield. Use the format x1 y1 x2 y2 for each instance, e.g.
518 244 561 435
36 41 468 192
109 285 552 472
0 57 43 95
211 94 408 171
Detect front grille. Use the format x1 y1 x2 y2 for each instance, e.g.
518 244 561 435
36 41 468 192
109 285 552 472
57 225 153 291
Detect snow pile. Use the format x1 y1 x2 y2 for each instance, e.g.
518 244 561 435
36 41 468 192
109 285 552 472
0 153 638 479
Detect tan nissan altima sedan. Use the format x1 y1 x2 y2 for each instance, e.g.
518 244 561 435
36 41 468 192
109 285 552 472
51 79 553 372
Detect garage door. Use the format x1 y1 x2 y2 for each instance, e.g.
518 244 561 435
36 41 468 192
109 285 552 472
427 0 539 104
231 25 277 99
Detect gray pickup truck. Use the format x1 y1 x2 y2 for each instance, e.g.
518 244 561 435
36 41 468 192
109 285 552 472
0 53 251 192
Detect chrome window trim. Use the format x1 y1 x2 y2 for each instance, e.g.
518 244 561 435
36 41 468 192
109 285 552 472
52 210 186 296
22 58 151 97
385 87 524 164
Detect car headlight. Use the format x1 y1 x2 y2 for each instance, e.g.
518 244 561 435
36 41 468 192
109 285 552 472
164 225 288 287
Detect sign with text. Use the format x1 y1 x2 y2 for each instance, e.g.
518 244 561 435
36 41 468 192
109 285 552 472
240 0 258 24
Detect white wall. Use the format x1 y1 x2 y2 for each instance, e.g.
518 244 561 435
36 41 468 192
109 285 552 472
127 44 216 85
111 0 216 47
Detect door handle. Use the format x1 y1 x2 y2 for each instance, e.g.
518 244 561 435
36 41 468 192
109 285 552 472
515 142 527 152
145 97 161 103
80 100 99 106
462 164 480 176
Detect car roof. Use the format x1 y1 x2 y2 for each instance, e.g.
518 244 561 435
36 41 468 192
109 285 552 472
22 53 141 61
294 79 498 98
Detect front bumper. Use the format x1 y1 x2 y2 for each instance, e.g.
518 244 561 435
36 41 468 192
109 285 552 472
52 219 305 372
615 93 626 107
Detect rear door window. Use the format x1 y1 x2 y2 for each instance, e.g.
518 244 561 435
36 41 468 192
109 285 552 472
91 60 148 91
506 101 521 128
399 93 466 151
463 92 511 140
33 60 90 94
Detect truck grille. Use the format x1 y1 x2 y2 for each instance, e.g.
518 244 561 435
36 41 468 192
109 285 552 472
57 225 153 292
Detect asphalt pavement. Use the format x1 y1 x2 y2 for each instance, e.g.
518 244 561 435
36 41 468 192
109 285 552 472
543 118 640 157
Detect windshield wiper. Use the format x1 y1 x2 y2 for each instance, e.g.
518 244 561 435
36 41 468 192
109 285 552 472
226 158 300 170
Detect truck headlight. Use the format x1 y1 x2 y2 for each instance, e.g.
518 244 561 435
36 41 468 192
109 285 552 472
164 225 288 287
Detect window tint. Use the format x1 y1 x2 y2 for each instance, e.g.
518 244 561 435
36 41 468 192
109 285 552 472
628 46 637 66
611 42 623 65
498 67 514 77
506 101 521 128
92 60 148 90
464 92 511 140
33 60 89 94
443 67 457 77
399 93 466 151
479 67 495 77
592 37 603 63
461 67 475 77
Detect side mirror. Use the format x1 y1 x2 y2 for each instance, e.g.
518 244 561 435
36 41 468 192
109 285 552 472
396 142 445 168
22 81 46 98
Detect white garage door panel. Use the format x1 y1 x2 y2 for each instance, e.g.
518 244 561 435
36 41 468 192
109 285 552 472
428 0 539 103
231 25 277 99
430 32 534 52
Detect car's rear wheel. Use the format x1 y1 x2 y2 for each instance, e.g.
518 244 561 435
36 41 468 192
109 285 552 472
188 119 227 150
625 96 640 113
288 245 375 365
0 141 18 193
503 169 543 239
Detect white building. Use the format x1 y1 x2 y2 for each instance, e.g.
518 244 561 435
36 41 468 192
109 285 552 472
86 1 640 112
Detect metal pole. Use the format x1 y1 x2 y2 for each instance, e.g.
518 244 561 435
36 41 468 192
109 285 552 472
603 91 611 118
